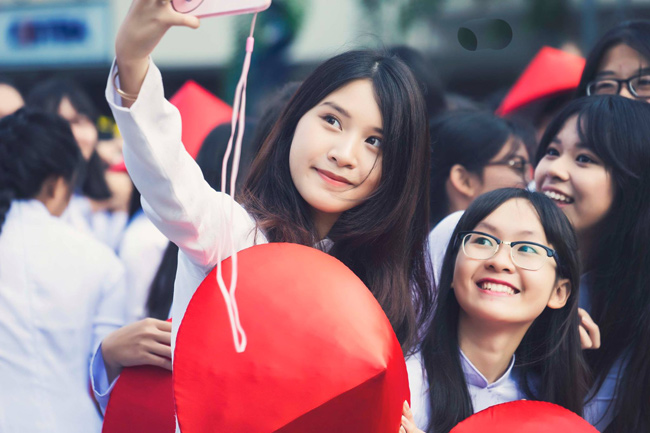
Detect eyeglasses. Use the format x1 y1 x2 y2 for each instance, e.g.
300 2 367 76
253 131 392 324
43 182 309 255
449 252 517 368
458 231 558 271
586 73 650 99
484 156 532 181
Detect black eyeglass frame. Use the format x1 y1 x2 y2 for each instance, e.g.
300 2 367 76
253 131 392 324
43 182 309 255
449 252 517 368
457 230 559 269
483 155 532 179
586 73 650 99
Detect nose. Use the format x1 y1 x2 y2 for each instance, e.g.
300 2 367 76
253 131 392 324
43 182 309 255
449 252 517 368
542 154 570 182
484 244 515 273
327 134 357 168
619 84 635 100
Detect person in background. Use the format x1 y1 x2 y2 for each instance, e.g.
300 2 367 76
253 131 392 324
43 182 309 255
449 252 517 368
0 109 126 433
427 111 535 284
26 78 131 251
534 95 650 432
577 20 650 103
0 79 24 119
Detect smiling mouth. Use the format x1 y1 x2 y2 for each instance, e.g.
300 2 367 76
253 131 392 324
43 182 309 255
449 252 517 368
477 281 520 295
315 169 353 186
544 190 574 204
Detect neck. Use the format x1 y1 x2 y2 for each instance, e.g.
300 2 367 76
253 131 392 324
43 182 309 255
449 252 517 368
311 209 341 240
577 227 598 271
458 312 529 384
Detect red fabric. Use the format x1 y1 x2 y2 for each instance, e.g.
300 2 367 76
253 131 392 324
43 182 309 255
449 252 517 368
496 47 586 116
173 243 409 433
108 161 127 172
169 80 233 159
450 400 598 432
101 366 175 433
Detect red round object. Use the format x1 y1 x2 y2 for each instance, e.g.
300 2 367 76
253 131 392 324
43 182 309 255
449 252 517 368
173 243 409 433
450 400 598 432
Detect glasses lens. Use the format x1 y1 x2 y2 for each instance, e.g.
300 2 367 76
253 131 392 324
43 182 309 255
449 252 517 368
631 75 650 98
172 0 204 13
462 233 497 260
588 80 619 95
512 243 545 270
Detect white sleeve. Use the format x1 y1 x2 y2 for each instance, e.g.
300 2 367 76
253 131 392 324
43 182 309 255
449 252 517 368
428 211 465 286
105 58 260 276
406 352 431 430
90 344 118 415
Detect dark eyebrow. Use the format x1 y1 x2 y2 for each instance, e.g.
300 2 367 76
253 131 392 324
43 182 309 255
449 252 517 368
596 67 650 78
475 222 537 237
320 101 384 135
321 101 351 118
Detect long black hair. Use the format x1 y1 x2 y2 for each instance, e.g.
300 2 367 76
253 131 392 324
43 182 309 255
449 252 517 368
428 111 532 227
242 50 433 351
0 109 83 234
26 78 111 201
536 95 650 433
577 20 650 97
421 188 587 433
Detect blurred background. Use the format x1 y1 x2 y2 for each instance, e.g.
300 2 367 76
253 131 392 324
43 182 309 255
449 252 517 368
2 0 650 122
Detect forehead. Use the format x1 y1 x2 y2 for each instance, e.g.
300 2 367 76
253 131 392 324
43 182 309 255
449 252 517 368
553 115 581 149
598 43 650 75
316 79 383 128
489 136 527 161
58 97 79 119
475 198 546 241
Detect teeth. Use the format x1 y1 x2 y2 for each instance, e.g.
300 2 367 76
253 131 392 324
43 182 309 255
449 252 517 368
544 191 573 203
480 282 517 295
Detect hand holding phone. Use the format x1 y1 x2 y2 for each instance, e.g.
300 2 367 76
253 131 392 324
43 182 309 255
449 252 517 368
171 0 271 18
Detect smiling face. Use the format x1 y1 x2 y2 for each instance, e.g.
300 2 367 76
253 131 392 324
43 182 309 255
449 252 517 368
452 198 569 326
596 43 650 101
289 79 383 229
534 115 615 235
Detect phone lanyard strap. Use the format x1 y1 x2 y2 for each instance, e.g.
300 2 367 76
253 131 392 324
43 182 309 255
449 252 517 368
217 13 258 354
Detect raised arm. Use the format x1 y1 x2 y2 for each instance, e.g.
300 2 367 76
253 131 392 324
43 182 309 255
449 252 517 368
107 1 262 272
114 0 199 109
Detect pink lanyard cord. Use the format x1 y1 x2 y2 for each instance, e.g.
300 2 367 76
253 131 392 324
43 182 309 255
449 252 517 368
217 13 258 354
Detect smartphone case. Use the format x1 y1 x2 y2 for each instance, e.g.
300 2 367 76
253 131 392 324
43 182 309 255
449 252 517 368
172 0 272 17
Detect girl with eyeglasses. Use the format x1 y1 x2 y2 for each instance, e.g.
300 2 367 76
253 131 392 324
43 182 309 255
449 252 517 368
534 96 650 432
400 188 588 433
578 20 650 102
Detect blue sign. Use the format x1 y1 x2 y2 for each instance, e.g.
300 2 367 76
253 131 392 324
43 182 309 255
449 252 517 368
0 2 112 66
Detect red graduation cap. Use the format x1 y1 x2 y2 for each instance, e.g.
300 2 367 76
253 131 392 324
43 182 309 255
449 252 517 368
496 46 586 116
173 243 409 433
450 400 598 432
170 80 233 159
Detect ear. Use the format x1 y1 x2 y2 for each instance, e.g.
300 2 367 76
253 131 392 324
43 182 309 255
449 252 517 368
40 176 59 199
547 278 571 309
448 164 480 199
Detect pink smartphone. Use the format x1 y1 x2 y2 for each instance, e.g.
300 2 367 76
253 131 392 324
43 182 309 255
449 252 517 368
171 0 272 17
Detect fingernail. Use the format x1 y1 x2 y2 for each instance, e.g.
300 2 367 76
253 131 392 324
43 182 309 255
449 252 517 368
403 400 408 408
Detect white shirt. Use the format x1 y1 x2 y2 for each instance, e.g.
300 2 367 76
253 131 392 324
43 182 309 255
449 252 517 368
406 350 525 431
62 194 128 251
92 59 267 421
0 200 126 433
118 211 169 322
428 211 464 285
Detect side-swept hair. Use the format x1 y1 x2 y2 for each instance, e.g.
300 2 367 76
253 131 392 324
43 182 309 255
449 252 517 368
241 50 433 351
421 188 587 433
